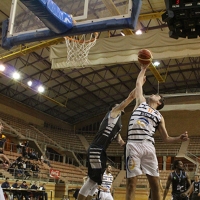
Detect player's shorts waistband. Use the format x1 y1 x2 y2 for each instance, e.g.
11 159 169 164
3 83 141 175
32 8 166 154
100 190 110 193
127 139 154 145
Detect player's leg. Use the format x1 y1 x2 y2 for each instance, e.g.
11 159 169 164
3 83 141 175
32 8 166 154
142 142 160 200
86 183 98 200
146 175 160 200
78 178 97 200
125 142 142 200
98 191 113 200
126 176 138 200
85 195 93 200
108 193 114 200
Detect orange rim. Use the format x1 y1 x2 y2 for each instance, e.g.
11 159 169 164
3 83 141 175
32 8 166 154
64 32 98 44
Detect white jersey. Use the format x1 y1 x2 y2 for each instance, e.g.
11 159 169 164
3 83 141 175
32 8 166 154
127 102 162 144
0 186 5 200
100 172 113 192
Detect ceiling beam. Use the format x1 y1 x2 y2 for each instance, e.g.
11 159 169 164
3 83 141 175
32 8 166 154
138 11 165 21
0 38 64 62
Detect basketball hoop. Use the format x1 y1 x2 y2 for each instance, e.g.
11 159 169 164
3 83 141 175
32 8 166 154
64 32 98 67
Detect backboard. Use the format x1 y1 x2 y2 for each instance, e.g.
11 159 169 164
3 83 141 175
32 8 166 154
2 0 142 49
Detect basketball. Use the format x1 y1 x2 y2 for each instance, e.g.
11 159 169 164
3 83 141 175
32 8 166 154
138 49 153 65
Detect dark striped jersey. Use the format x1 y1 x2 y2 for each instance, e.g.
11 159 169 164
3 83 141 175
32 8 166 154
127 102 162 144
91 111 122 150
171 171 187 194
193 181 200 195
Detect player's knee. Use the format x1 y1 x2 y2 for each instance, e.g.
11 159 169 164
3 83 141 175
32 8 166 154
126 177 136 189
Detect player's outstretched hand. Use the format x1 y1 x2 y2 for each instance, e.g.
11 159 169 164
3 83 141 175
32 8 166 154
141 63 150 70
179 131 189 141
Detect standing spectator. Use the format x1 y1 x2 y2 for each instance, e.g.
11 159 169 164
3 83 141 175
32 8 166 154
16 142 23 154
98 164 114 200
45 149 50 160
22 141 29 158
1 177 13 200
125 64 189 200
41 154 51 167
163 160 191 200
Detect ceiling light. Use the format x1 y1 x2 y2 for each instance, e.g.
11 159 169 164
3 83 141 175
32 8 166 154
0 64 5 72
12 72 20 80
38 85 45 93
120 32 125 36
27 80 33 87
135 30 142 35
153 61 160 66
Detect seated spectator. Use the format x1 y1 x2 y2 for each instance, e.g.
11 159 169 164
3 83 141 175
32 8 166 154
31 149 39 160
12 180 20 200
28 149 38 160
19 181 29 200
25 159 32 169
12 179 20 188
31 164 40 178
18 162 31 180
1 177 13 200
39 183 48 200
8 162 20 177
30 181 39 199
1 177 11 188
16 156 23 164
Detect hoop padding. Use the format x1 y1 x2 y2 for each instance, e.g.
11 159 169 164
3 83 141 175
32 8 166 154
64 34 98 67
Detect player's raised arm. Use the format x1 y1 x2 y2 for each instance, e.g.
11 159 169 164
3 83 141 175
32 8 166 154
158 117 189 143
111 75 146 118
134 65 149 108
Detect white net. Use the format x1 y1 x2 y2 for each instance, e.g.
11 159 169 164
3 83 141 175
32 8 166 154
64 33 98 67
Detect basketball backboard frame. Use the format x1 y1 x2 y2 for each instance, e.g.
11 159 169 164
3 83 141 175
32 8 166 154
2 0 142 49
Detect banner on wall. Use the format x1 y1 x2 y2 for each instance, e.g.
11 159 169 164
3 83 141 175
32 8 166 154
50 169 60 179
